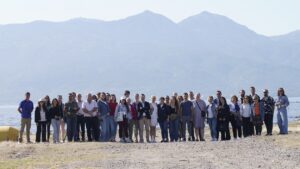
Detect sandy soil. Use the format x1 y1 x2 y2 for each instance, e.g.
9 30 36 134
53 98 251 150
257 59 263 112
0 121 299 169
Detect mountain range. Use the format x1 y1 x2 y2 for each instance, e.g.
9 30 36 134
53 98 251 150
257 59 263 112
0 10 299 104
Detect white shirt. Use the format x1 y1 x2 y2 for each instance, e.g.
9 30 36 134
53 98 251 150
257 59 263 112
241 104 251 118
77 101 84 116
83 100 98 117
207 104 214 118
40 109 46 122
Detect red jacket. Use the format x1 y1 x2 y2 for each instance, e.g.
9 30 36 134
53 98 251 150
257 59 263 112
108 102 118 116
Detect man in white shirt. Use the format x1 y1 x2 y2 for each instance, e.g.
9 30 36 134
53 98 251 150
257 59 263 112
76 94 85 142
83 93 99 141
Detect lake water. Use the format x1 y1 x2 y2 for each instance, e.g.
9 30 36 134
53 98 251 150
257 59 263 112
1 97 299 132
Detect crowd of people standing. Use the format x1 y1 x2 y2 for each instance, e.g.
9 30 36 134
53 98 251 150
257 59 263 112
17 87 289 144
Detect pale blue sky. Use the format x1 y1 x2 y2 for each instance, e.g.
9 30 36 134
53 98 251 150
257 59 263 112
0 0 299 36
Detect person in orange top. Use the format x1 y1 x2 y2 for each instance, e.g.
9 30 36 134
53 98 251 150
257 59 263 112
251 95 265 135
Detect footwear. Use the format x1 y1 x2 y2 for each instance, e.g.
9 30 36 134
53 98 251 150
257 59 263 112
195 139 199 141
200 139 205 142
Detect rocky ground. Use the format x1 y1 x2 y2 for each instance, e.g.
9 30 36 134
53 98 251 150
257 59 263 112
0 121 299 169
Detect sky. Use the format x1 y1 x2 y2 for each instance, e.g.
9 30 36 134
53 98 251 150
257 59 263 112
0 0 299 36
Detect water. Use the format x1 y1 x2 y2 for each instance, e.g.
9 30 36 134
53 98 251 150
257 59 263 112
1 97 299 132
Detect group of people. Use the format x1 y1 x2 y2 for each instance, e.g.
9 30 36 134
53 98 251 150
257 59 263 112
17 87 289 144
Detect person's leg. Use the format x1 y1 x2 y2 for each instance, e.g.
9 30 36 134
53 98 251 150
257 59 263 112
242 118 247 138
41 122 47 142
195 128 199 141
46 122 51 142
200 128 205 141
188 120 193 141
212 118 217 140
56 120 60 142
85 117 91 141
231 117 237 139
145 119 150 142
19 118 26 143
118 122 123 140
94 117 100 141
207 118 213 139
139 119 144 142
25 118 31 142
81 116 86 141
282 110 288 134
124 119 129 139
128 120 133 141
269 114 274 135
75 115 80 141
36 122 41 143
182 117 187 141
277 111 283 134
60 119 65 142
100 116 107 141
51 119 56 143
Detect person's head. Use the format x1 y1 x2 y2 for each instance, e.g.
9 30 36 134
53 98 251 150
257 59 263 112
126 98 131 104
135 94 140 102
253 95 259 103
96 92 101 99
244 96 250 104
189 91 194 100
151 96 156 103
100 92 106 101
110 94 117 103
173 92 178 98
165 95 170 104
120 97 126 104
38 98 46 107
159 97 165 105
170 96 177 106
25 92 30 100
77 94 82 102
92 95 98 101
216 90 222 99
240 90 245 97
178 95 183 102
263 89 269 97
52 98 59 107
141 94 145 102
220 97 227 106
277 88 285 96
68 93 73 101
250 86 256 95
208 96 213 103
231 95 238 104
87 93 93 102
196 93 201 101
183 93 188 101
124 90 130 98
72 92 77 99
57 95 63 103
44 95 50 104
106 93 111 101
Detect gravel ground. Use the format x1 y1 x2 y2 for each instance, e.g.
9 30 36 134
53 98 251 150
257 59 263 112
0 124 300 169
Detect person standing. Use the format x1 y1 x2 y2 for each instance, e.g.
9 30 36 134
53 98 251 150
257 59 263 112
169 96 180 142
214 90 222 105
108 94 118 142
177 95 184 141
49 98 62 143
206 96 217 141
157 97 169 142
180 93 194 142
83 93 99 142
76 94 85 142
98 92 111 142
275 88 289 135
251 95 265 135
44 96 52 142
58 95 66 142
216 97 230 141
193 93 207 141
137 94 151 143
240 90 246 104
64 93 79 142
131 94 141 143
34 99 50 143
262 89 275 136
18 92 34 143
150 96 158 143
188 92 195 141
115 97 130 143
240 96 252 137
229 96 242 139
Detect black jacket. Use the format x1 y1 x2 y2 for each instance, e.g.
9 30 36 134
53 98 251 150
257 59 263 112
49 106 63 120
157 104 169 123
137 101 151 120
35 106 50 123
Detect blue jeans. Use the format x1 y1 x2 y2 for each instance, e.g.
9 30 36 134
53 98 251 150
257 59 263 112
277 109 288 134
169 118 179 141
66 116 77 142
107 116 116 140
159 121 168 141
51 119 60 143
182 116 192 140
100 115 110 141
207 118 217 140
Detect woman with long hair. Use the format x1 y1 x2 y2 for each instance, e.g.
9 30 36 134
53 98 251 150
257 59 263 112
49 98 62 143
276 88 289 134
169 96 180 142
229 95 242 139
115 97 130 143
216 97 230 141
44 95 52 142
240 96 252 137
34 99 50 143
108 94 118 142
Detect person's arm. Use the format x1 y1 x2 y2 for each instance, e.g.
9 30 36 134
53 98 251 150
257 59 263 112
18 102 22 114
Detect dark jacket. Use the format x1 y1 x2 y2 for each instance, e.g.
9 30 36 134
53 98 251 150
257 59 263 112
216 104 230 131
35 105 50 123
157 104 169 123
49 106 63 120
137 101 151 120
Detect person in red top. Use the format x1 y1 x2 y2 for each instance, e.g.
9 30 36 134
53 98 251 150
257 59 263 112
129 94 140 143
108 94 118 142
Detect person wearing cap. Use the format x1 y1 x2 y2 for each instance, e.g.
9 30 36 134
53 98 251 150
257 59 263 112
64 93 80 142
18 92 34 143
275 88 289 135
35 98 50 143
137 94 151 143
98 92 111 142
115 96 130 142
83 93 99 141
262 89 275 136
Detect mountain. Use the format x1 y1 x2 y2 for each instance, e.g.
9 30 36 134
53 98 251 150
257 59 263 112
0 11 299 104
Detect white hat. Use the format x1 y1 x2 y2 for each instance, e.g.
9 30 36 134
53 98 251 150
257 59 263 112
120 96 126 100
39 98 46 102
